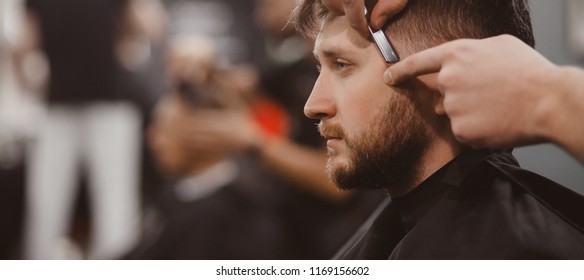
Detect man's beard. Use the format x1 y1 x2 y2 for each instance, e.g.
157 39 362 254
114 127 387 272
322 93 430 196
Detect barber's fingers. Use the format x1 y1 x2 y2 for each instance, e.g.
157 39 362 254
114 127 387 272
341 0 368 36
385 43 451 85
322 0 409 36
322 0 367 36
370 0 408 29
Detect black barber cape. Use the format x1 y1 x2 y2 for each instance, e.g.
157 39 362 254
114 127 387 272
127 160 287 260
335 149 584 259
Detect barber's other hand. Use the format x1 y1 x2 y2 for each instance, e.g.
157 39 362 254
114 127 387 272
179 109 263 155
386 35 560 149
321 0 408 36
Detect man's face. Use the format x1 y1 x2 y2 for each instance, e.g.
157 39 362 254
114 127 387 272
305 15 430 195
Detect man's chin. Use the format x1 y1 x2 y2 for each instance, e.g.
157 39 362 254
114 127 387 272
326 155 347 173
330 170 360 191
327 156 417 193
327 161 361 191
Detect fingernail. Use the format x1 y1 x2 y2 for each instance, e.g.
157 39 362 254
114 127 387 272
374 15 389 29
383 70 393 85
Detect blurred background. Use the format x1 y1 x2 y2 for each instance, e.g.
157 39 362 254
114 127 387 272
0 0 582 259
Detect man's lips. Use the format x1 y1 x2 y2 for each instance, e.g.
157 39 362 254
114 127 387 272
322 134 343 140
318 123 346 147
325 136 343 147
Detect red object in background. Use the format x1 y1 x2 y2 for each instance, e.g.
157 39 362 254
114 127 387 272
251 98 289 141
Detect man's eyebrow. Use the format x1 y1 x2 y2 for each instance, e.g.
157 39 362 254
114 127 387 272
314 45 353 60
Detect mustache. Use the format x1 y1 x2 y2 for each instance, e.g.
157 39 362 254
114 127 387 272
317 122 347 139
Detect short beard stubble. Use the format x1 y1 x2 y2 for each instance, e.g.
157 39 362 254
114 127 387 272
325 92 430 197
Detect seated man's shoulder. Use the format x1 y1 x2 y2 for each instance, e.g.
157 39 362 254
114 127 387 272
395 151 584 259
479 152 584 233
433 153 584 258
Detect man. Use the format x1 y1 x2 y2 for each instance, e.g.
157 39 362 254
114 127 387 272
252 0 386 258
128 37 288 259
145 33 382 259
293 0 584 259
129 92 288 259
325 0 584 165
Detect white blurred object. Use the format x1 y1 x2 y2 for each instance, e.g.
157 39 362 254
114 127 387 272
0 90 46 168
0 0 46 169
1 0 22 46
116 0 167 71
25 104 142 260
53 237 84 260
567 0 584 57
117 37 152 71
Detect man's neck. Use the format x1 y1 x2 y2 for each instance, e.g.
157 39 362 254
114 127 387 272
405 137 465 196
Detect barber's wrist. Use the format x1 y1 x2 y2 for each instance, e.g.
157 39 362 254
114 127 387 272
245 128 288 160
245 131 265 157
538 66 580 145
239 119 262 155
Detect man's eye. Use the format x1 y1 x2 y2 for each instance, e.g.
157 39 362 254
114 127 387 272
334 59 352 73
335 61 348 69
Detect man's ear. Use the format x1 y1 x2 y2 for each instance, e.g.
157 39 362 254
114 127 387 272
433 91 446 115
416 73 445 115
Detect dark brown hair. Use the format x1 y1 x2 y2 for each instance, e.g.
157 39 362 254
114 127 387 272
291 0 535 54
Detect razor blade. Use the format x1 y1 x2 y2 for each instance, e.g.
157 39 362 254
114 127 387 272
364 7 400 63
369 27 400 63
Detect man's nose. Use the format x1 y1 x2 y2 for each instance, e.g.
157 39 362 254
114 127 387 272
304 77 336 120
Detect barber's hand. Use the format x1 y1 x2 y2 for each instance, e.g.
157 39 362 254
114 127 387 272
322 0 408 36
178 109 263 155
386 35 559 148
